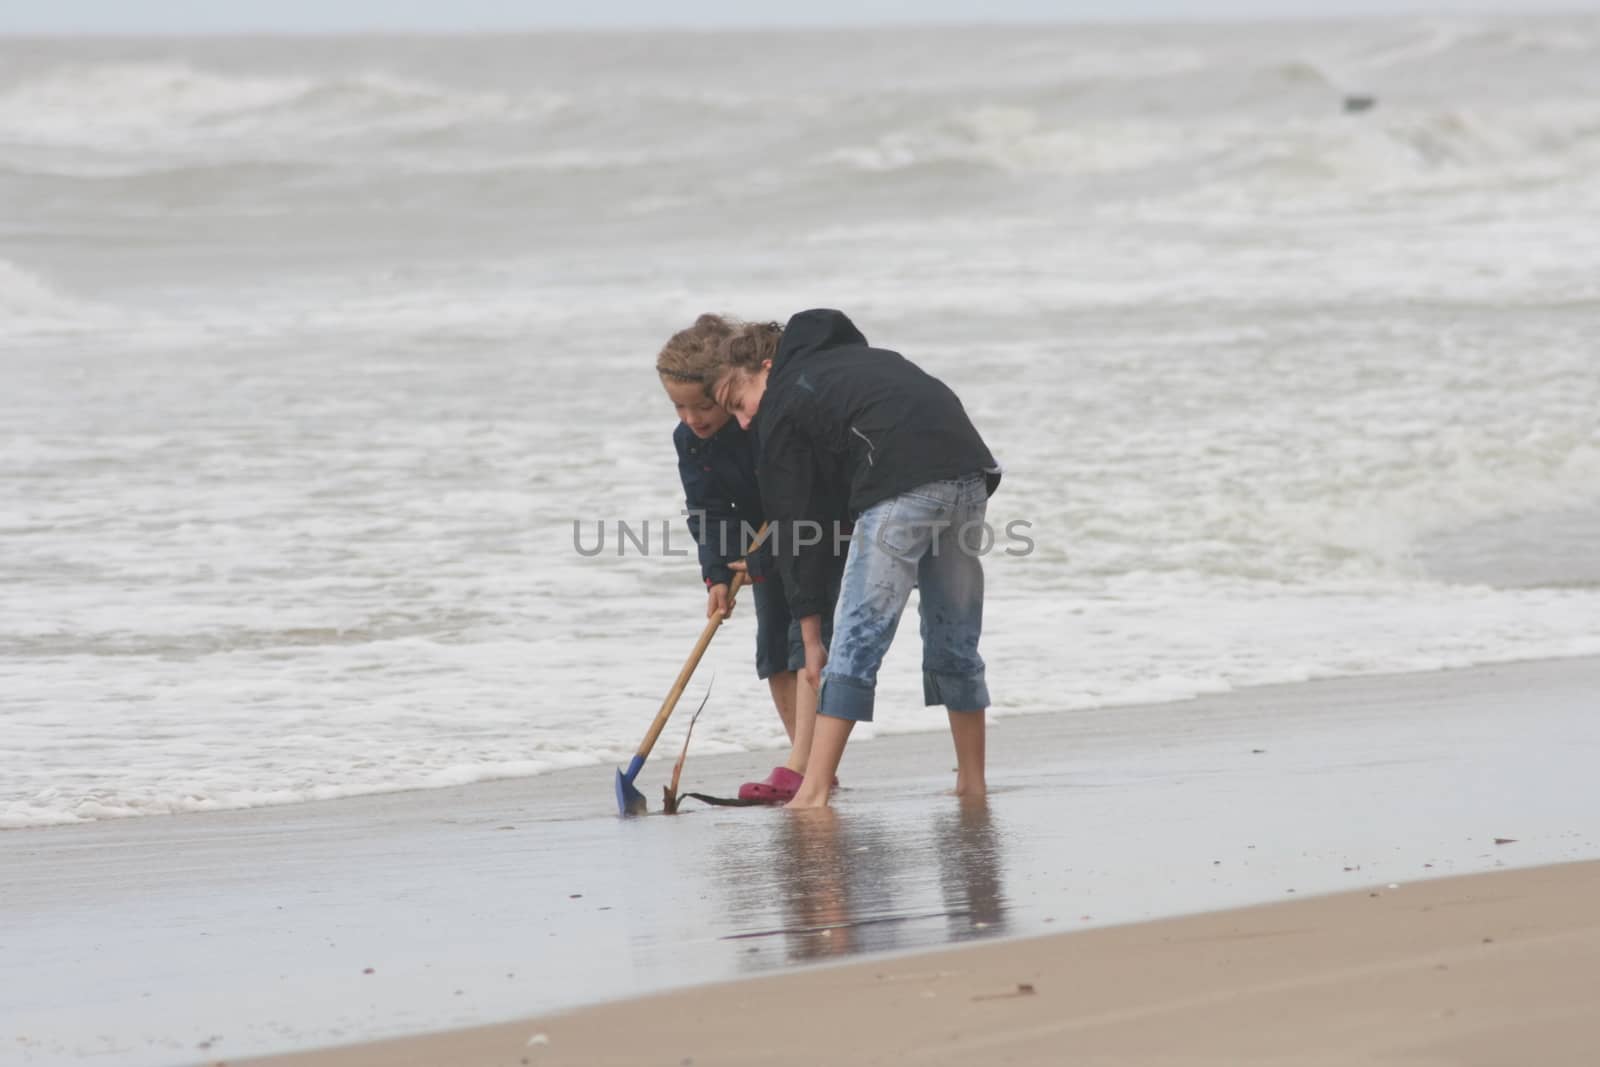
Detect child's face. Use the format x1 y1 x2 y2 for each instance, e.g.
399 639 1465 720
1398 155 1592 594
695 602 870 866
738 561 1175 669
714 364 769 431
663 378 731 439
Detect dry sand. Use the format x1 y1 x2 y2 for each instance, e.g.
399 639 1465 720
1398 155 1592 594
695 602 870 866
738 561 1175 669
249 858 1600 1067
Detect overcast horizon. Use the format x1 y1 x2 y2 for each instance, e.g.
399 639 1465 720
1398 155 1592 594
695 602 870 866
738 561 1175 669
2 0 1597 34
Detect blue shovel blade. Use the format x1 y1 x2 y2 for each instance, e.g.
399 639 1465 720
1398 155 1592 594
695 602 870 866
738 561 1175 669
615 754 648 816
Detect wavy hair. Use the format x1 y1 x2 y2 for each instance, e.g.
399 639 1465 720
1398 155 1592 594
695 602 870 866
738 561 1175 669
718 320 784 375
655 313 735 385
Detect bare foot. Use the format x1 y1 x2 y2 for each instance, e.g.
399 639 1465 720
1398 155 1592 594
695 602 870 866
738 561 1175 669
785 789 831 810
954 777 987 799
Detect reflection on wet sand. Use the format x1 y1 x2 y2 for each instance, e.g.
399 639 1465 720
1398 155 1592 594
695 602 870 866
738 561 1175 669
717 801 1009 969
937 801 1009 942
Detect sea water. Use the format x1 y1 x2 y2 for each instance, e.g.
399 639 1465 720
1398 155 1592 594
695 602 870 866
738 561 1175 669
3 19 1599 827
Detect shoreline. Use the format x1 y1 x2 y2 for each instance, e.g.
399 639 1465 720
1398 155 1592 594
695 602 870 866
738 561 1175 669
8 655 1599 1065
7 649 1600 834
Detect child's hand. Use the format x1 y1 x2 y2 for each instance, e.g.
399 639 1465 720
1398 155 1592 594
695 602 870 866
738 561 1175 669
727 560 747 574
707 583 733 620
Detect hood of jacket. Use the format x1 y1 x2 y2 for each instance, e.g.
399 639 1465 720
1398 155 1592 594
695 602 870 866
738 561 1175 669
771 309 868 375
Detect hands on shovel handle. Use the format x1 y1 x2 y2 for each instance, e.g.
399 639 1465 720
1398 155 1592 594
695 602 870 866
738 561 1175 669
707 558 748 620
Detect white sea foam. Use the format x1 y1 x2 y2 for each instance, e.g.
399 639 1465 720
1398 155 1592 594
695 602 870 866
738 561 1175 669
825 99 1600 207
0 257 117 333
0 258 73 315
0 62 317 140
0 61 565 164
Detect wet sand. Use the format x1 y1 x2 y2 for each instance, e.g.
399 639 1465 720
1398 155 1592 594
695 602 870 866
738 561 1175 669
6 656 1599 1065
248 858 1600 1067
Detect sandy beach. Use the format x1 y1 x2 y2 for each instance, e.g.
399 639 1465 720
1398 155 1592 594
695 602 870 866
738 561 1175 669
7 655 1599 1065
248 858 1600 1066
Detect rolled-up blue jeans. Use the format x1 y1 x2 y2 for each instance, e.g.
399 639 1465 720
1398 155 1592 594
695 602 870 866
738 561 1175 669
817 472 991 723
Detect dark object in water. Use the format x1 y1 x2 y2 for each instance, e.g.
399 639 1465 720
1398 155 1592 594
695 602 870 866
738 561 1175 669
1343 94 1377 114
680 792 766 808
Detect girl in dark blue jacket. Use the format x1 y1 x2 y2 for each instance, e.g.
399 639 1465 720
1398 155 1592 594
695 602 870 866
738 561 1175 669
657 315 837 803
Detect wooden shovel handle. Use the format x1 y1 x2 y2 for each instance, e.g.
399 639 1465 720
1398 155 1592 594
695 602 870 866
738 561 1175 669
634 522 769 761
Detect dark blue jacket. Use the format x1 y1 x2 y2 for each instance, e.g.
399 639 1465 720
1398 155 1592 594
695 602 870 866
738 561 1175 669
674 419 766 587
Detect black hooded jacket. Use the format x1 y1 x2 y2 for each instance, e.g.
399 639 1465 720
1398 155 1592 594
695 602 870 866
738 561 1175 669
755 309 1000 620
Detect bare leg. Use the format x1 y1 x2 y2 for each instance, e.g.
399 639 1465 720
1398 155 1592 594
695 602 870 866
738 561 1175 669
767 671 798 743
783 670 819 774
787 714 854 809
948 709 987 798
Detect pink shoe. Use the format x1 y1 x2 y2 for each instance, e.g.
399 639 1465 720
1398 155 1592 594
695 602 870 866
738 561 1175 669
737 766 804 804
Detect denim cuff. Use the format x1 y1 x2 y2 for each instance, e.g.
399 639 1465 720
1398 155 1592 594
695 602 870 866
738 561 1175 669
818 673 876 723
923 669 989 711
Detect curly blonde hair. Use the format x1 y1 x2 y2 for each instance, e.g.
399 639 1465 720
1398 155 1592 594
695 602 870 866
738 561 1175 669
655 314 735 385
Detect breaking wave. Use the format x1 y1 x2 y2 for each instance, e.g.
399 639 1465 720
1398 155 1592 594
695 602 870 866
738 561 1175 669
0 61 566 151
4 23 1599 206
0 257 110 331
824 100 1600 196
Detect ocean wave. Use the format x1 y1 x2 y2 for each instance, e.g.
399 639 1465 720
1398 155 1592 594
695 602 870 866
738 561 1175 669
1254 59 1346 91
11 98 1595 203
997 42 1210 83
0 62 310 138
826 105 1189 176
822 98 1600 199
0 257 111 331
4 28 1597 202
0 148 654 186
0 61 566 151
1185 104 1600 204
1360 19 1598 69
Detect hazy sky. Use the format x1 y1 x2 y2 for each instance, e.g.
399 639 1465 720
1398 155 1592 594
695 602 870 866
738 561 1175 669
1 0 1595 33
